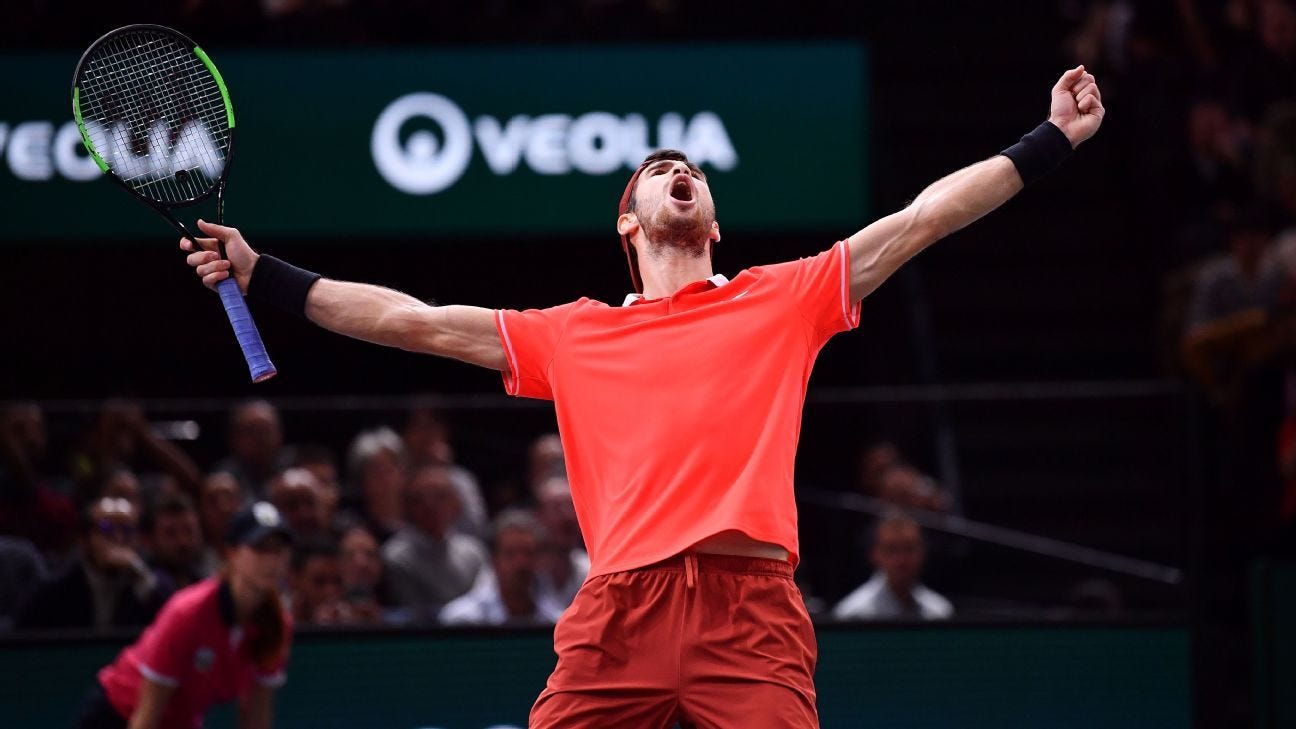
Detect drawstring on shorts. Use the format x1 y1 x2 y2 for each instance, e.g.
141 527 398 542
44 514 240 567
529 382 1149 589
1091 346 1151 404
685 553 698 589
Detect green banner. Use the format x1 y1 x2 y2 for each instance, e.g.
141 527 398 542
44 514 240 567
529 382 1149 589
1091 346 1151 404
1 44 867 241
2 624 1189 727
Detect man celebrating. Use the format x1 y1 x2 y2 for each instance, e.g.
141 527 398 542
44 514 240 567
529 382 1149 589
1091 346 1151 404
184 66 1103 727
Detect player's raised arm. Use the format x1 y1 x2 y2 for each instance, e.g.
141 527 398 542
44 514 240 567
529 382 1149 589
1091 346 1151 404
845 65 1105 304
181 220 507 371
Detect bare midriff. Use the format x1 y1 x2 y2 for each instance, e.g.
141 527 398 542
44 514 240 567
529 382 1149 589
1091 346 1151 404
689 529 790 561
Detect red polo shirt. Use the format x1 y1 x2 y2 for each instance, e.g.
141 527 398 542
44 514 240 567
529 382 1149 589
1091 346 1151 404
495 240 860 578
98 578 291 729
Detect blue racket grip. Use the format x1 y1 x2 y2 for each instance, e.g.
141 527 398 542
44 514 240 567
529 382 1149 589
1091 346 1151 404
216 277 277 383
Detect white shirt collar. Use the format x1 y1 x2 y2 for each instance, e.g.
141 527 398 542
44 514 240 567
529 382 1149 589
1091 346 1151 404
622 274 729 307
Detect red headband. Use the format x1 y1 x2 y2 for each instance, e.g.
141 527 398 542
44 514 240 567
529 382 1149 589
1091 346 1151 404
618 162 649 294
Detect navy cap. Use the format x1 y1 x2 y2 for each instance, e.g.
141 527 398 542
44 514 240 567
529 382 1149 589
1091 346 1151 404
225 501 294 547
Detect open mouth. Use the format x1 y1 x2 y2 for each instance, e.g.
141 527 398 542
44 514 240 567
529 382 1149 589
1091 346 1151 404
669 174 695 203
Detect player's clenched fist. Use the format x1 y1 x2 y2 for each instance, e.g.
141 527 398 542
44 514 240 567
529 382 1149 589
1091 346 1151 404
179 219 260 294
1048 64 1105 148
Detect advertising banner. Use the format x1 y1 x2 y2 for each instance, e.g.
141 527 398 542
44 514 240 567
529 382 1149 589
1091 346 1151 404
0 44 867 241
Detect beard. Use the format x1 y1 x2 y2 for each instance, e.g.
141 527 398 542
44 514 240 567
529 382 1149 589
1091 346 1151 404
639 202 713 259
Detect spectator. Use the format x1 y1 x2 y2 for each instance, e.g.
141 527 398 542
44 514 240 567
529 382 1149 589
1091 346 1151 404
142 493 208 589
337 522 392 624
16 496 172 630
832 511 952 621
269 467 327 539
346 427 407 542
198 472 244 572
877 465 949 512
441 509 564 625
858 441 901 497
288 538 350 626
0 403 77 558
1255 103 1296 221
293 444 341 529
215 400 288 497
1170 97 1254 261
71 400 201 500
1182 207 1288 401
77 501 293 729
402 405 488 539
1185 207 1285 333
533 475 588 609
402 403 455 467
382 466 488 621
858 441 949 512
528 433 566 497
0 536 46 631
1230 0 1296 123
99 467 143 514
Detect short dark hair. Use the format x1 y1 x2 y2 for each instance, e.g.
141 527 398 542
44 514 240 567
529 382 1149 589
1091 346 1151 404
870 508 920 547
489 508 546 554
292 537 339 573
141 493 197 534
625 149 705 214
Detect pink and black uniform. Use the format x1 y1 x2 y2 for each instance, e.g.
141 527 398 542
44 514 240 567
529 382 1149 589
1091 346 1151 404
93 578 291 728
75 501 294 729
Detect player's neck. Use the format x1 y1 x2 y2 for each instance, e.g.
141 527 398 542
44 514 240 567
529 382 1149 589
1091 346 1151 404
636 244 714 300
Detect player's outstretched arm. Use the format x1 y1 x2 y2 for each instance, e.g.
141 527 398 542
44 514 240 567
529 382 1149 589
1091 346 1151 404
181 220 507 371
845 65 1104 304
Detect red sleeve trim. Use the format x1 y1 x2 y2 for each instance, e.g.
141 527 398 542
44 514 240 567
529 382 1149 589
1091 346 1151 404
837 240 862 329
494 310 521 396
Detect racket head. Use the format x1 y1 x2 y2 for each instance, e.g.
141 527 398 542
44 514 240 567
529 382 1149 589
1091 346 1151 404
72 24 235 209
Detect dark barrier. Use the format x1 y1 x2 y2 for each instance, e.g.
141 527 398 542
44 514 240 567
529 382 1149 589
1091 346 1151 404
1253 560 1296 729
2 622 1189 728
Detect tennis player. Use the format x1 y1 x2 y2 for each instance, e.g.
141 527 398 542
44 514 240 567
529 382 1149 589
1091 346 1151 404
75 502 294 729
184 66 1103 727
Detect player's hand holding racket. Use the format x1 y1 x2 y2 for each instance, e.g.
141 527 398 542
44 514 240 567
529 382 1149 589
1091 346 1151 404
72 24 275 382
182 220 258 293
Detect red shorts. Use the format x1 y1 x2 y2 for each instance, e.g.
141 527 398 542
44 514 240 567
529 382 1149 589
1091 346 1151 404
530 553 819 728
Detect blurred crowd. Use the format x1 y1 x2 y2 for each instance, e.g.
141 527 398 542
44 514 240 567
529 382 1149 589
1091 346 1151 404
1062 0 1296 547
0 400 588 631
0 400 963 634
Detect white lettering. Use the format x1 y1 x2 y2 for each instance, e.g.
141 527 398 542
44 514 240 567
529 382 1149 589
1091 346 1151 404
656 113 686 152
370 95 741 195
100 121 222 184
54 122 101 180
524 114 571 175
8 121 54 180
619 114 654 167
567 112 624 175
680 112 738 171
474 115 530 175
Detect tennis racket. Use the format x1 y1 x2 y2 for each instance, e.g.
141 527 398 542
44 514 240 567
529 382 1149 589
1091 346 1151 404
71 24 276 383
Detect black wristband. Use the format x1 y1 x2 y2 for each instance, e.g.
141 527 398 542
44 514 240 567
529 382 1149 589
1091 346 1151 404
1000 121 1073 186
247 255 321 319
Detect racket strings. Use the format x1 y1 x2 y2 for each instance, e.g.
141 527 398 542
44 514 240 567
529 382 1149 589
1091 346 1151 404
77 29 231 205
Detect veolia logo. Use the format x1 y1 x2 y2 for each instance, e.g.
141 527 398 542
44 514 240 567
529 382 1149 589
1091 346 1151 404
371 93 474 195
88 120 224 183
371 92 739 195
1 121 103 181
1 120 223 183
